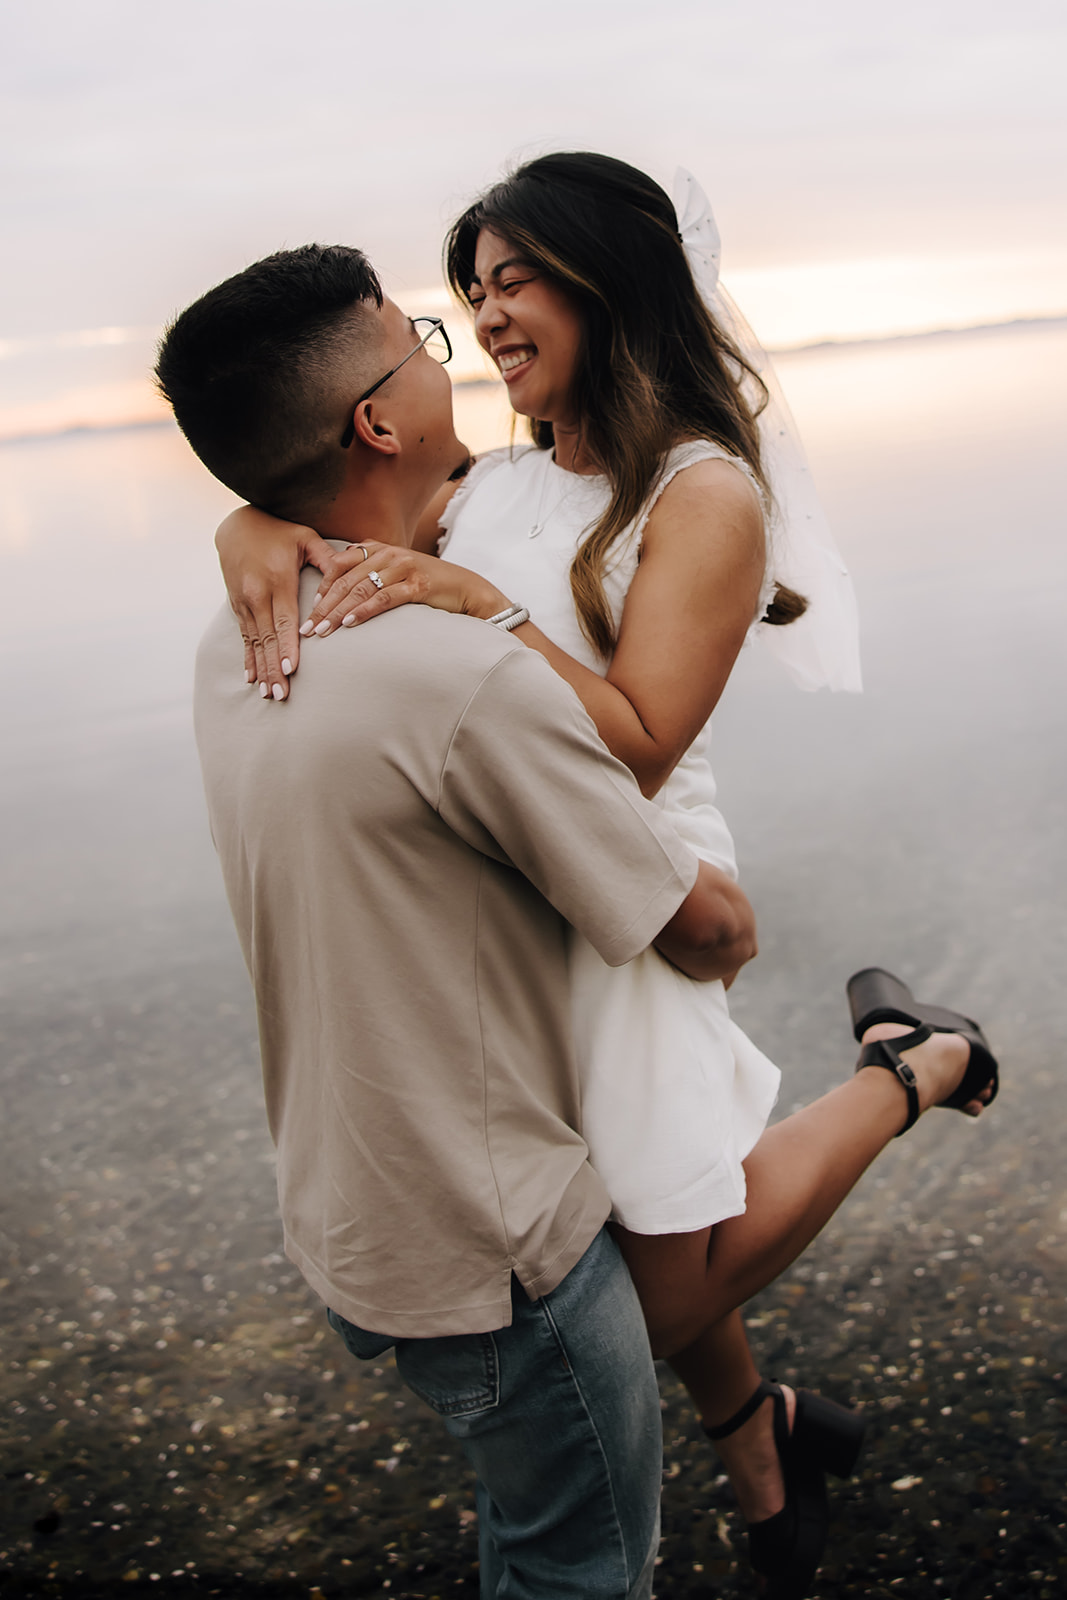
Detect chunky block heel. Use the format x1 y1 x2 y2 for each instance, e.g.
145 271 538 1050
847 966 981 1041
793 1389 866 1479
704 1378 865 1599
847 967 1000 1120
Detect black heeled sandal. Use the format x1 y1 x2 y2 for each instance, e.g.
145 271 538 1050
704 1379 865 1600
847 967 999 1135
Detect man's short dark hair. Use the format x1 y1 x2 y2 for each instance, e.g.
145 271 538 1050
155 244 383 519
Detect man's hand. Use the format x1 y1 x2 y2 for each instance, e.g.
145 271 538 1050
653 862 757 983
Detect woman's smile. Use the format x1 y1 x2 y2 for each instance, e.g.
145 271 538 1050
470 228 584 427
497 346 536 377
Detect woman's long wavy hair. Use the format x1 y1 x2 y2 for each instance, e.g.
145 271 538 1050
445 151 806 658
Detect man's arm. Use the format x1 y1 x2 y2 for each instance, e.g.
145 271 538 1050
653 861 757 983
436 639 755 974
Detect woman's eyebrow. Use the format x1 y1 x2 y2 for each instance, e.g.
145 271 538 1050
470 257 529 288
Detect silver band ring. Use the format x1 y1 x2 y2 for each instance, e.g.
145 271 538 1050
355 544 369 563
368 570 385 591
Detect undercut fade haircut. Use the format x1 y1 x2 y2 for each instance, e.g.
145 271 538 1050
155 245 383 521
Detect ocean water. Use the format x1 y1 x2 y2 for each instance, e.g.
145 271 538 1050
2 318 1064 1042
1 322 1065 1592
1 322 1062 980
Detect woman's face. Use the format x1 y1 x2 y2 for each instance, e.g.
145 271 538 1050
469 229 585 428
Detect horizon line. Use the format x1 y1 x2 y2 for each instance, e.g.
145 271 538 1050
1 312 1064 449
770 311 1067 356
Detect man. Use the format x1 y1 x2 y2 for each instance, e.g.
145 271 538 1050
157 244 756 1597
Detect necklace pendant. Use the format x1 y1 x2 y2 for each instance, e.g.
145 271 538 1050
528 521 544 539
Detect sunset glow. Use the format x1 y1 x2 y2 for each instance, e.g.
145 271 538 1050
2 249 1062 442
726 249 1067 350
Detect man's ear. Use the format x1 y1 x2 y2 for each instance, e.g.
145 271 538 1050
349 399 402 456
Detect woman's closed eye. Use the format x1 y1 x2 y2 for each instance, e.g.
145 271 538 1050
468 274 536 309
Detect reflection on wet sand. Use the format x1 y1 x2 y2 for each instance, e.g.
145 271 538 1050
1 325 1064 1596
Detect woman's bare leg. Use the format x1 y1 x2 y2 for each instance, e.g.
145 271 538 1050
615 1024 992 1518
669 1308 801 1522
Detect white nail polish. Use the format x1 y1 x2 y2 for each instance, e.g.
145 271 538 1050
341 614 355 627
259 682 269 698
298 620 314 637
272 683 285 701
281 658 293 675
314 620 332 636
245 670 254 683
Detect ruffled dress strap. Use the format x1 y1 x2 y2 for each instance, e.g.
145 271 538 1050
633 440 764 544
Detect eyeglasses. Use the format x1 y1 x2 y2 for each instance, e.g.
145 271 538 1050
339 317 453 447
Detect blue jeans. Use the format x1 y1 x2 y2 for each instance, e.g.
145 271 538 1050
328 1227 662 1598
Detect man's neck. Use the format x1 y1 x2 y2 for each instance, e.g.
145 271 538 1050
314 474 417 548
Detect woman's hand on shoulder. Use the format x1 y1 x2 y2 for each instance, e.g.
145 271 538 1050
303 544 510 637
609 457 766 789
216 505 338 700
216 474 482 701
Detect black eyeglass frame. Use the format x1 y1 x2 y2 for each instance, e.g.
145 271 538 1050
339 317 452 447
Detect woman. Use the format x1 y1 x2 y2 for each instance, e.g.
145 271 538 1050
218 154 997 1598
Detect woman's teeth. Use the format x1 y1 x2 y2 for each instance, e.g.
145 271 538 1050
498 349 535 373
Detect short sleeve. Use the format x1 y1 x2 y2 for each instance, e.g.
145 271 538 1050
437 646 698 966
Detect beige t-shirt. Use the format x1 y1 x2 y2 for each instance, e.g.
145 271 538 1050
194 580 698 1337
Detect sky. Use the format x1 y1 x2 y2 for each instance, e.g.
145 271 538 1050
1 0 1065 436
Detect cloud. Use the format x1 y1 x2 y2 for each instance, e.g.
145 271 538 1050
2 0 1064 348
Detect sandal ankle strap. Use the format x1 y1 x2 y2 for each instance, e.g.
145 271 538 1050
703 1377 777 1441
856 1023 932 1135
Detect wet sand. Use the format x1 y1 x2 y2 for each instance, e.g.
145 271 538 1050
1 324 1065 1597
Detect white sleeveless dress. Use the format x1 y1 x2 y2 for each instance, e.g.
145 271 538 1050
438 441 781 1234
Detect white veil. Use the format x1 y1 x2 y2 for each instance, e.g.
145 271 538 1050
673 169 862 693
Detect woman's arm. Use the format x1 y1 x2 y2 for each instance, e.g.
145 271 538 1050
214 478 465 699
525 460 764 794
309 458 765 794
